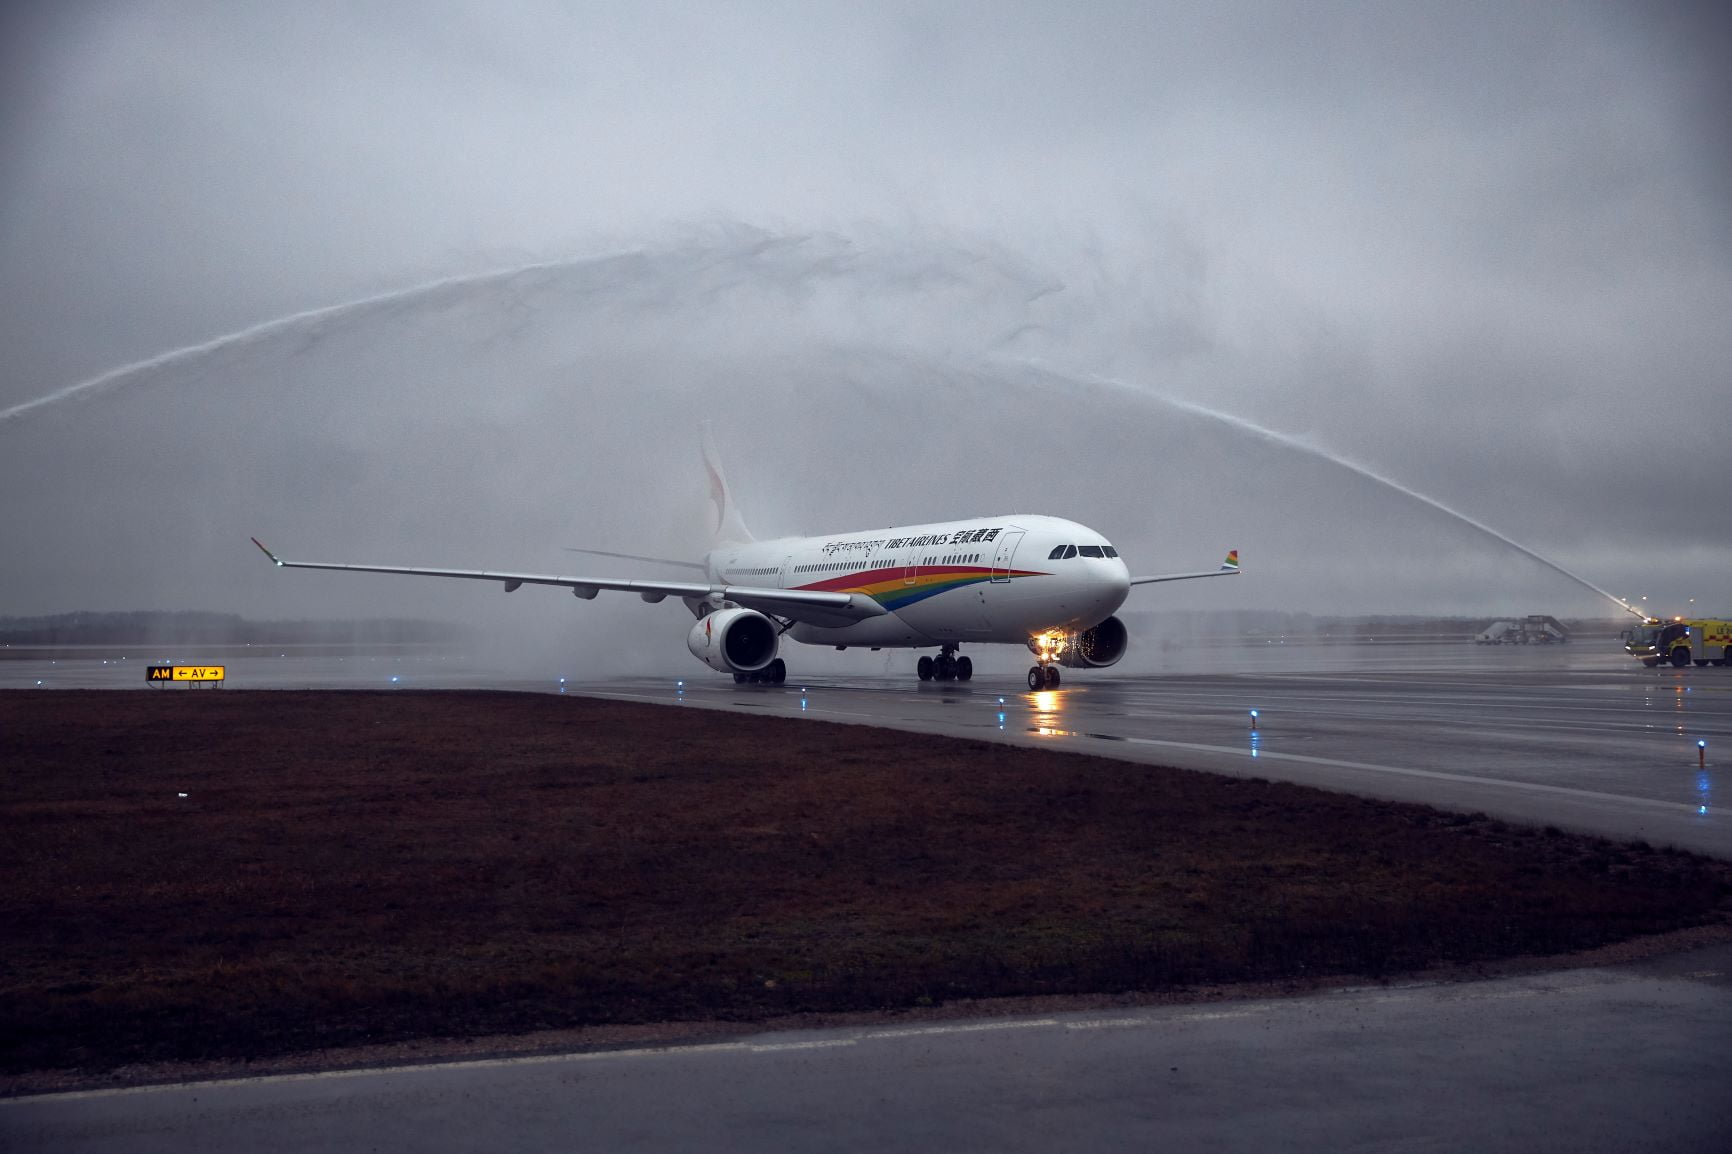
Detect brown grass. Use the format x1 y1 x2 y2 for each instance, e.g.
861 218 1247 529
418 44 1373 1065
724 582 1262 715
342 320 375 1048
2 689 1727 1074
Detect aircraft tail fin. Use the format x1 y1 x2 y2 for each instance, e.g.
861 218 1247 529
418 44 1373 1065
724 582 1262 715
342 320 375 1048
702 422 755 545
1221 549 1240 571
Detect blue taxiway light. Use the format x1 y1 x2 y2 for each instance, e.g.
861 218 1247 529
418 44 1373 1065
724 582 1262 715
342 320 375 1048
1700 740 1709 749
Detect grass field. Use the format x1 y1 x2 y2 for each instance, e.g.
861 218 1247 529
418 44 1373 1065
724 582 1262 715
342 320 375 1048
3 689 1728 1074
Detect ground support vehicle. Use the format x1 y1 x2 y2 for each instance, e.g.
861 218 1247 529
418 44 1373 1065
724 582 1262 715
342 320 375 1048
1622 618 1732 668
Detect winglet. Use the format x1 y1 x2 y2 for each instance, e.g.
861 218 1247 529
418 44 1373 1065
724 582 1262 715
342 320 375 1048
1221 549 1240 571
251 537 284 566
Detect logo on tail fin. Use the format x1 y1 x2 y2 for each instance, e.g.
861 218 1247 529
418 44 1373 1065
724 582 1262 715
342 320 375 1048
705 456 728 536
1221 550 1240 571
700 422 755 545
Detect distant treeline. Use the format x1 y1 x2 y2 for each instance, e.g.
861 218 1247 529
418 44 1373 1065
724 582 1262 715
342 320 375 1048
0 611 473 647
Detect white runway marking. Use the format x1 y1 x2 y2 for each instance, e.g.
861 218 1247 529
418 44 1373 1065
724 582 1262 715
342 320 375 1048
1056 733 1704 814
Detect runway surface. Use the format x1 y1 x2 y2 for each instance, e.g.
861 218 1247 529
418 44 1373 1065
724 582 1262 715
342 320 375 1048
6 640 1729 856
6 943 1730 1152
584 649 1732 859
6 640 1730 1150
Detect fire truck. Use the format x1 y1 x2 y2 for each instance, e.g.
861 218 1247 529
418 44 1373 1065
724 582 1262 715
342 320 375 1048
1622 617 1732 667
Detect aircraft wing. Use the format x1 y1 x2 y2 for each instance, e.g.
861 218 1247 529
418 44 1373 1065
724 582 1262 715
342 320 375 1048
250 539 887 627
1129 549 1241 587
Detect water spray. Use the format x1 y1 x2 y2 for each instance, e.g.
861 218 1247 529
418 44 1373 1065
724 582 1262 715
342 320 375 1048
1046 363 1649 621
0 253 612 427
0 243 1656 629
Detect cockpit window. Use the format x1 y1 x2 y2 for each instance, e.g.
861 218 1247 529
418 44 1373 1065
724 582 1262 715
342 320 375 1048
1102 545 1118 558
1076 545 1104 558
1062 544 1077 559
1048 545 1066 559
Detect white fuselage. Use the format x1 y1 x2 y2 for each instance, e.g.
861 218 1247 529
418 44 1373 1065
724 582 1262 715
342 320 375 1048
703 514 1131 649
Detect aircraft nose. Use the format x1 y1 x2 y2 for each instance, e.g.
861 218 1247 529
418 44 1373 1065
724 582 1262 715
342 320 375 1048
1102 559 1131 614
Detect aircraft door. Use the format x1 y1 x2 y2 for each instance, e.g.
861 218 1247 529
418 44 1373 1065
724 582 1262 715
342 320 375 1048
990 530 1025 583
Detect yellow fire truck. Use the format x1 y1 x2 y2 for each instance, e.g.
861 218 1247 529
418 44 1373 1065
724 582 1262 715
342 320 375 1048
1622 618 1732 667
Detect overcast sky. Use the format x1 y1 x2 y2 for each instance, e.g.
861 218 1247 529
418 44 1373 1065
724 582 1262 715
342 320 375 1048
3 1 1728 644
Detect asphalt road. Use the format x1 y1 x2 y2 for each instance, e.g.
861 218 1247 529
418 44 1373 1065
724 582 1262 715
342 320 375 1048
6 944 1729 1153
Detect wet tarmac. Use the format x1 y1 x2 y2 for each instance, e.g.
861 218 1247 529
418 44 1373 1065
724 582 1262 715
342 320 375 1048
587 648 1732 859
7 942 1730 1153
6 640 1729 857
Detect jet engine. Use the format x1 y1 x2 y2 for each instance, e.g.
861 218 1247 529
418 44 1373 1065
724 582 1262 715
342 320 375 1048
686 607 779 673
1056 615 1129 668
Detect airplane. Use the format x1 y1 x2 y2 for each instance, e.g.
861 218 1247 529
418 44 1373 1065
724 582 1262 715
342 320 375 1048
251 426 1239 691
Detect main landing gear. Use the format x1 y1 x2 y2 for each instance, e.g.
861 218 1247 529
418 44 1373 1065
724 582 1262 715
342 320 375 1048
1026 663 1060 691
734 658 786 685
917 647 973 682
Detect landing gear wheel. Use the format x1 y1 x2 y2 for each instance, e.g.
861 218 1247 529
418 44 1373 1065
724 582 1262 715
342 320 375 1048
767 658 786 685
1027 666 1045 691
955 656 973 681
935 653 956 681
1044 665 1061 688
917 655 934 682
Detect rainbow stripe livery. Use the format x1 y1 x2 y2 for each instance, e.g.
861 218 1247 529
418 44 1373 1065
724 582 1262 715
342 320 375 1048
796 564 1045 611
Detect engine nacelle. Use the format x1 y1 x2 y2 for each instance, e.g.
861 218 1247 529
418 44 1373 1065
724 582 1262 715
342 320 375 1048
686 607 779 673
1057 615 1129 669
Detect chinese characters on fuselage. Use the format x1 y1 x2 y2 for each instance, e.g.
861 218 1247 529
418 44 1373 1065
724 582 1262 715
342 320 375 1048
820 527 1002 558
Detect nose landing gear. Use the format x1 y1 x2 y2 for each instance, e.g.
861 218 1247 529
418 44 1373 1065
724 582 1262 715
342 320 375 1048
917 647 972 682
1026 664 1060 691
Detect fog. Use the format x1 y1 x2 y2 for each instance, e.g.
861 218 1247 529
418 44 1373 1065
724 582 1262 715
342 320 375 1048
3 4 1728 673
